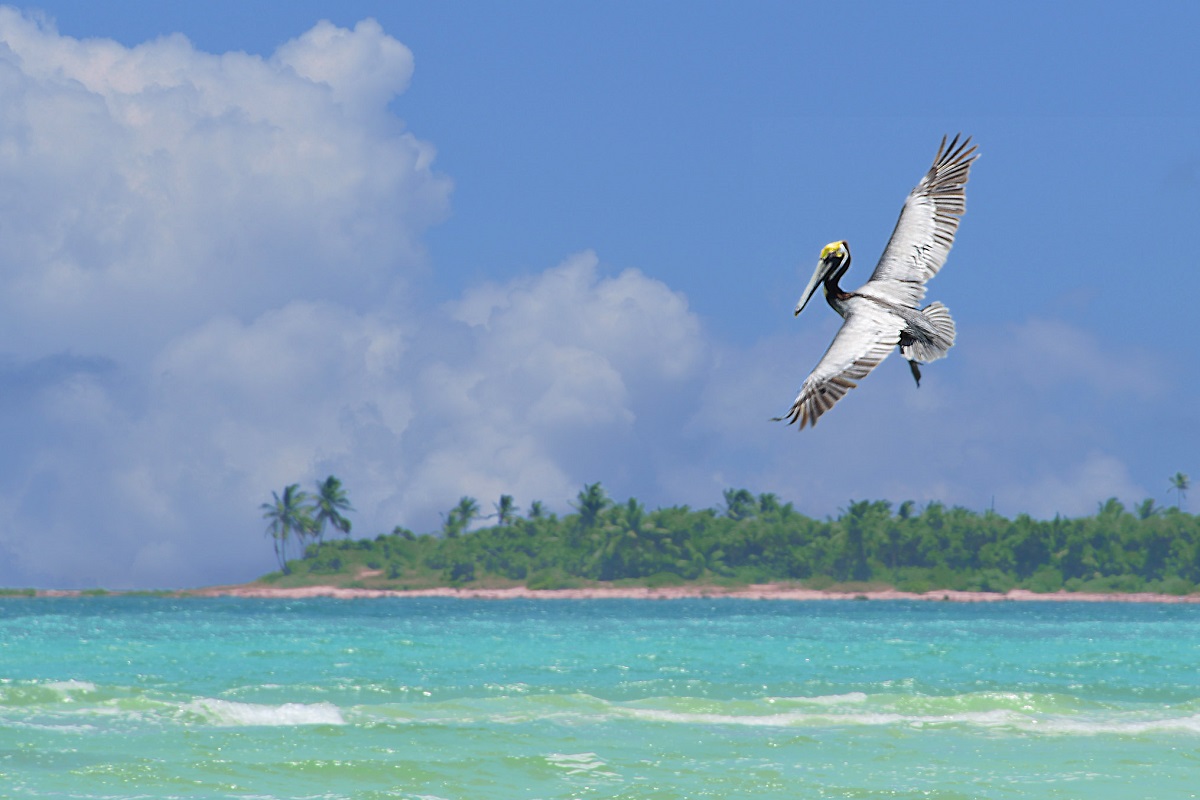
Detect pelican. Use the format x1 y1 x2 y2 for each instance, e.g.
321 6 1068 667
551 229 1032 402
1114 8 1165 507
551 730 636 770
776 135 978 429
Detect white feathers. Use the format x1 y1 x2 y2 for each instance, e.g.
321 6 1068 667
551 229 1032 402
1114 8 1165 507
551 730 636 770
869 135 978 307
900 301 957 365
778 299 903 429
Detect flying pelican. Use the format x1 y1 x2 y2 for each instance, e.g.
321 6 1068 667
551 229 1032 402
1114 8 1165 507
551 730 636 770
776 135 978 429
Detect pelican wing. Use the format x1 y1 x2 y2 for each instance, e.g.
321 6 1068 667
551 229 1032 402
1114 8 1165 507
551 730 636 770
866 135 978 307
779 299 902 429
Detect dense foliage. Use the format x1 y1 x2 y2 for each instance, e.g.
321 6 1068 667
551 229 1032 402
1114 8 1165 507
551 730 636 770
273 484 1200 595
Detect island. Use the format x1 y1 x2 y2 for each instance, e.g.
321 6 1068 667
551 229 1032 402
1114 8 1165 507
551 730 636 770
235 484 1200 602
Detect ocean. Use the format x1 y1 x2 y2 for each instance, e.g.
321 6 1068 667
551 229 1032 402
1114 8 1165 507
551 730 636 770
1 597 1198 799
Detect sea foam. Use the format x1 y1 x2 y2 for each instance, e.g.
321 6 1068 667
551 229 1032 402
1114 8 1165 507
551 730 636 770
183 698 346 727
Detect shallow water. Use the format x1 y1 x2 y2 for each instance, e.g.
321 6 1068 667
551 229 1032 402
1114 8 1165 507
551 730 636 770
1 597 1198 798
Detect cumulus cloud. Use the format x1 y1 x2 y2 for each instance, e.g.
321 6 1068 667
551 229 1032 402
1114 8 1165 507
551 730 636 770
395 252 707 523
0 10 451 586
0 9 449 359
276 19 413 114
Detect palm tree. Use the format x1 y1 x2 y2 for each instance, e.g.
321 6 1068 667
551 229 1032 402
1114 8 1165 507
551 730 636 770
1169 472 1190 510
1136 498 1161 520
841 500 875 581
493 494 516 525
441 509 461 538
528 500 546 520
444 496 479 538
722 488 756 520
573 483 610 530
590 498 648 581
757 493 781 517
261 484 312 574
312 475 354 544
455 496 480 525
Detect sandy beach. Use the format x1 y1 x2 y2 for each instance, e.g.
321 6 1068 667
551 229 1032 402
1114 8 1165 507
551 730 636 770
181 583 1200 603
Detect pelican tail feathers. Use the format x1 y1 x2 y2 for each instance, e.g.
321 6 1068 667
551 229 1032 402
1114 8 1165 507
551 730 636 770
899 301 956 364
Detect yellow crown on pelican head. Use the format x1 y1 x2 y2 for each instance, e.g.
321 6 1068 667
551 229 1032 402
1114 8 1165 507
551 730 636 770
820 241 847 260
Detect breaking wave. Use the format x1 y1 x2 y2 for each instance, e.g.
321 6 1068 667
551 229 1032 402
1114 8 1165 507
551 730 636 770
2 680 1197 737
181 698 346 727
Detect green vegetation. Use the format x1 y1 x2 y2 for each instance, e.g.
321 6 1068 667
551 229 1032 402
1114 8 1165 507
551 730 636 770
263 482 1200 595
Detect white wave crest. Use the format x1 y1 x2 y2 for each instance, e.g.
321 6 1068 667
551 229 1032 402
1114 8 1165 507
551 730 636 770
183 698 346 727
547 752 618 778
618 702 1200 737
621 705 1038 731
1036 714 1200 736
43 680 98 695
769 692 869 706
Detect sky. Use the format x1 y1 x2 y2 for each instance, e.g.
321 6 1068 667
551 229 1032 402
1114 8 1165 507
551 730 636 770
0 1 1197 588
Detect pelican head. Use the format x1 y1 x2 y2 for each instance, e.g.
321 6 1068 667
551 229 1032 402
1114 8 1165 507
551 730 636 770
794 240 850 316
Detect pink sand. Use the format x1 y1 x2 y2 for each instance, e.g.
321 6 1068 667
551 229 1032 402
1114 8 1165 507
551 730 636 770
186 583 1200 603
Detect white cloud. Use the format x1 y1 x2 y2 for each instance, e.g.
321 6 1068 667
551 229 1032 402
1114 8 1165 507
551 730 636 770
394 251 708 530
450 252 704 383
275 19 413 115
0 8 450 360
0 11 450 586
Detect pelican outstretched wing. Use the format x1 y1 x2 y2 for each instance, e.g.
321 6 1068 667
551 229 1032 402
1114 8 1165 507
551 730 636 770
777 300 902 428
866 135 978 308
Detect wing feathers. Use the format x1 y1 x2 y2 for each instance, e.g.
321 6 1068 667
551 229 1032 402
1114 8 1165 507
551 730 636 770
868 134 978 307
777 301 901 429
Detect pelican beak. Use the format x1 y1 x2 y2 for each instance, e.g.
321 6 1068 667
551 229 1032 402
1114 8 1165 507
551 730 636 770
794 261 827 316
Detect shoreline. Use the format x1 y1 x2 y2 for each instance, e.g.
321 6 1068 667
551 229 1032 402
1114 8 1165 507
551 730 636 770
173 583 1200 603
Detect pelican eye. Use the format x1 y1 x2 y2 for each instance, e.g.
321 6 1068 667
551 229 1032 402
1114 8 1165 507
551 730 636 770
820 242 843 260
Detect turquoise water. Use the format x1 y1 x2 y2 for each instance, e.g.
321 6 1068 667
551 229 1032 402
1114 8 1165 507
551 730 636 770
1 598 1199 799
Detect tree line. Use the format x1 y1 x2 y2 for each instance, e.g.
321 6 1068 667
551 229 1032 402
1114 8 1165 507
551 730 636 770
263 475 1200 594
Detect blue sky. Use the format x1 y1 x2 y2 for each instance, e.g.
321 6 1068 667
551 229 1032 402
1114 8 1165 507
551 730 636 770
0 2 1197 587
